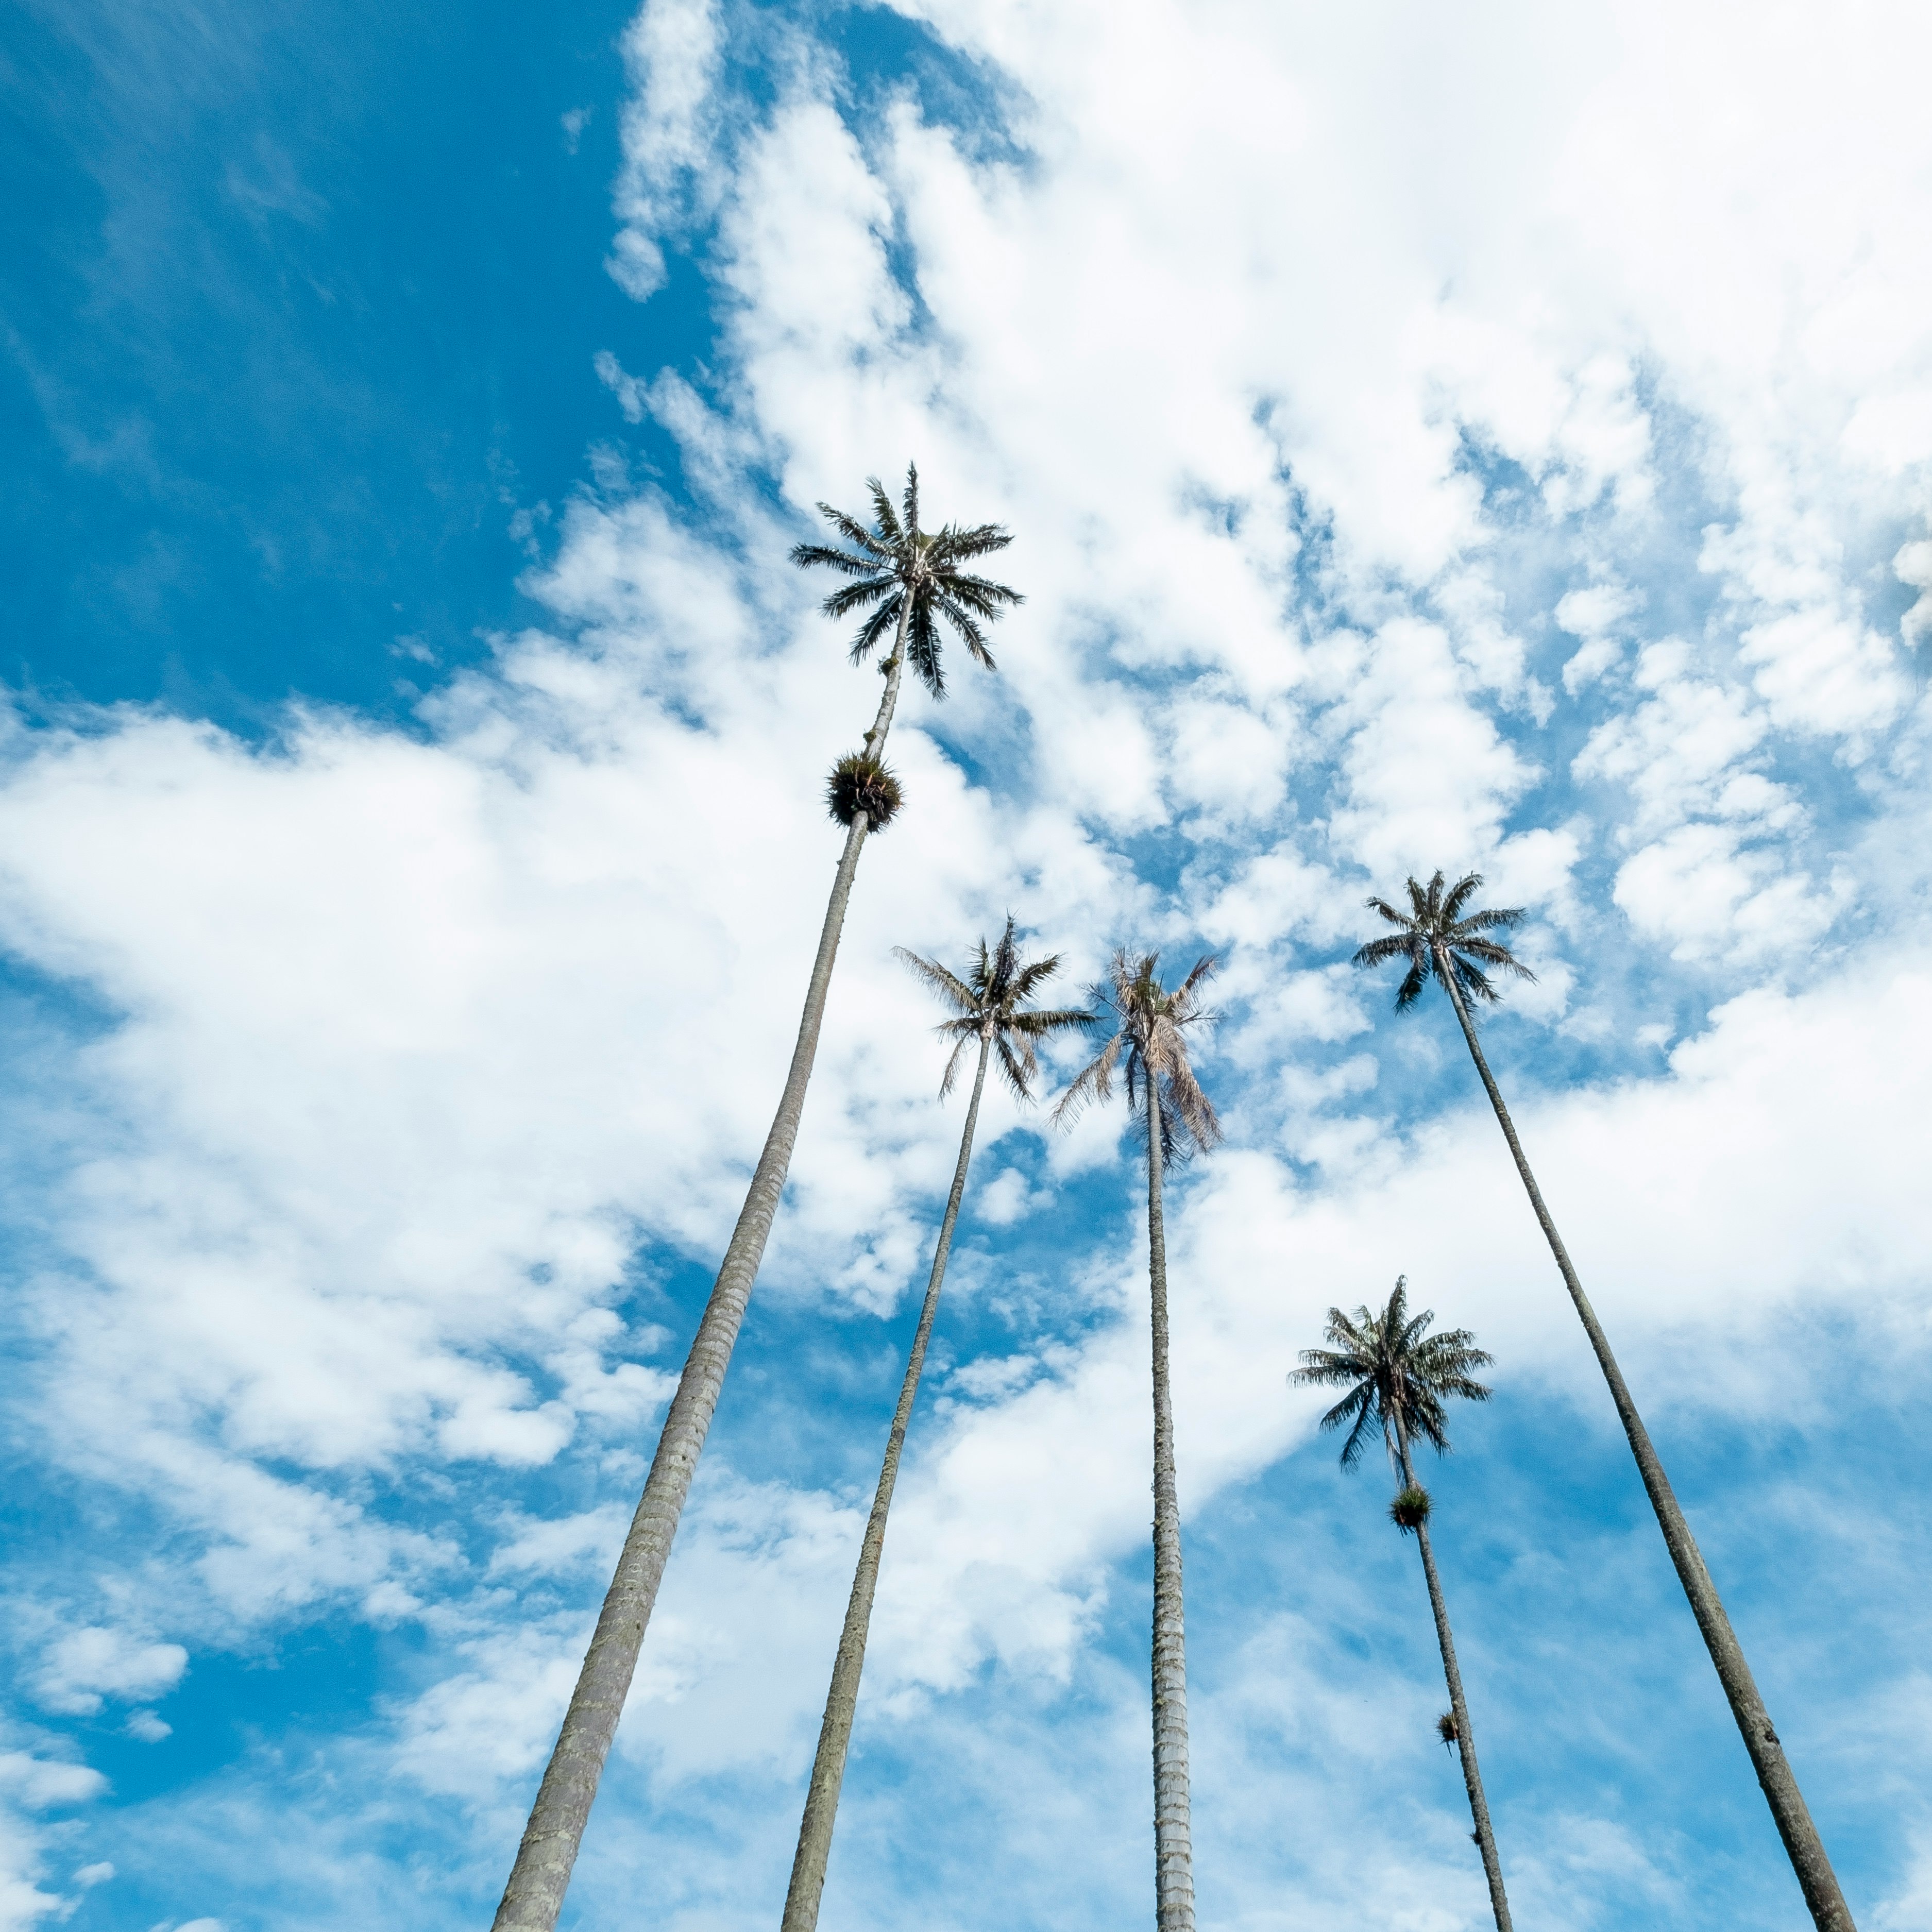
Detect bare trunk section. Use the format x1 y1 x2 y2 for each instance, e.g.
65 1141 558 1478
781 1033 991 1932
1145 1097 1197 1932
1391 1413 1512 1932
1437 955 1855 1932
490 624 912 1932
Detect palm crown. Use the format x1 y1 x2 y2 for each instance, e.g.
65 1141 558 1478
895 917 1095 1100
1053 951 1222 1163
1291 1277 1493 1468
1352 870 1535 1011
790 463 1023 699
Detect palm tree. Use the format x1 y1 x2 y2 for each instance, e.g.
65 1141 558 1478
1054 951 1221 1932
1354 870 1855 1932
491 468 1023 1932
782 918 1092 1932
1291 1279 1513 1932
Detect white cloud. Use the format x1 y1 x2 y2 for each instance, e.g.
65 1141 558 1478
32 1628 187 1718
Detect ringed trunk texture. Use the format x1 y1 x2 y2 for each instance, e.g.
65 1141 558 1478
781 1034 992 1932
489 628 911 1932
1437 954 1855 1932
1392 1416 1512 1932
1145 1096 1197 1932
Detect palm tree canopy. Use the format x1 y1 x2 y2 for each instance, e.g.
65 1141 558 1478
894 917 1095 1101
789 463 1023 699
1052 950 1222 1164
1291 1277 1494 1469
1352 870 1536 1011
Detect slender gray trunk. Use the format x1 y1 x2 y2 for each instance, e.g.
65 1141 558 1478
1437 955 1855 1932
490 621 912 1932
1146 1096 1196 1932
781 1032 991 1932
1391 1412 1512 1932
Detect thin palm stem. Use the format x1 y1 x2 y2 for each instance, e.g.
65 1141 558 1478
1436 950 1854 1932
1392 1410 1512 1932
490 599 913 1932
1147 1093 1196 1932
781 1032 991 1932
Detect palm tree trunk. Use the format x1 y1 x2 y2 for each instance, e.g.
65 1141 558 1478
1145 1096 1197 1932
1436 955 1855 1932
781 1031 991 1932
1391 1412 1512 1932
490 620 913 1932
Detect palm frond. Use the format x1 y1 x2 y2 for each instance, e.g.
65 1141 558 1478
849 594 902 665
1160 1054 1222 1154
819 574 897 620
933 571 1023 618
1457 906 1524 935
1006 1005 1095 1037
937 1030 977 1100
900 463 919 540
994 1031 1034 1101
789 541 880 579
894 946 978 1016
869 476 902 545
804 503 891 559
1005 955 1061 1002
1051 1029 1124 1127
1453 937 1536 978
1173 952 1219 1012
907 597 944 698
933 593 994 671
1294 1277 1495 1475
928 521 1016 564
1441 872 1483 924
1394 960 1428 1010
1351 933 1414 969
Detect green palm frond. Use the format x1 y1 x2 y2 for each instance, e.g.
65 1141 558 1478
1290 1276 1495 1473
819 574 899 620
1352 870 1537 1018
849 595 903 666
870 476 903 545
902 916 1093 1103
792 465 1022 698
930 522 1017 564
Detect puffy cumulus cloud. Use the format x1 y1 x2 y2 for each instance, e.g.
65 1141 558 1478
0 1742 105 1930
0 545 1123 1613
31 1626 186 1718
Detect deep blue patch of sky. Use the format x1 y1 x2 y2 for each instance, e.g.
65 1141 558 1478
2 0 715 732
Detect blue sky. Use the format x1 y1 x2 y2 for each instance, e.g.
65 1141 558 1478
4 3 1932 1930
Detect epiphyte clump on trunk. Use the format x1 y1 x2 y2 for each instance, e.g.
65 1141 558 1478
827 752 903 830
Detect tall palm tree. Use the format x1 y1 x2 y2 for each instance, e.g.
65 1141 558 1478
1291 1279 1513 1932
1054 951 1221 1932
782 918 1092 1932
1354 870 1855 1932
491 468 1022 1932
